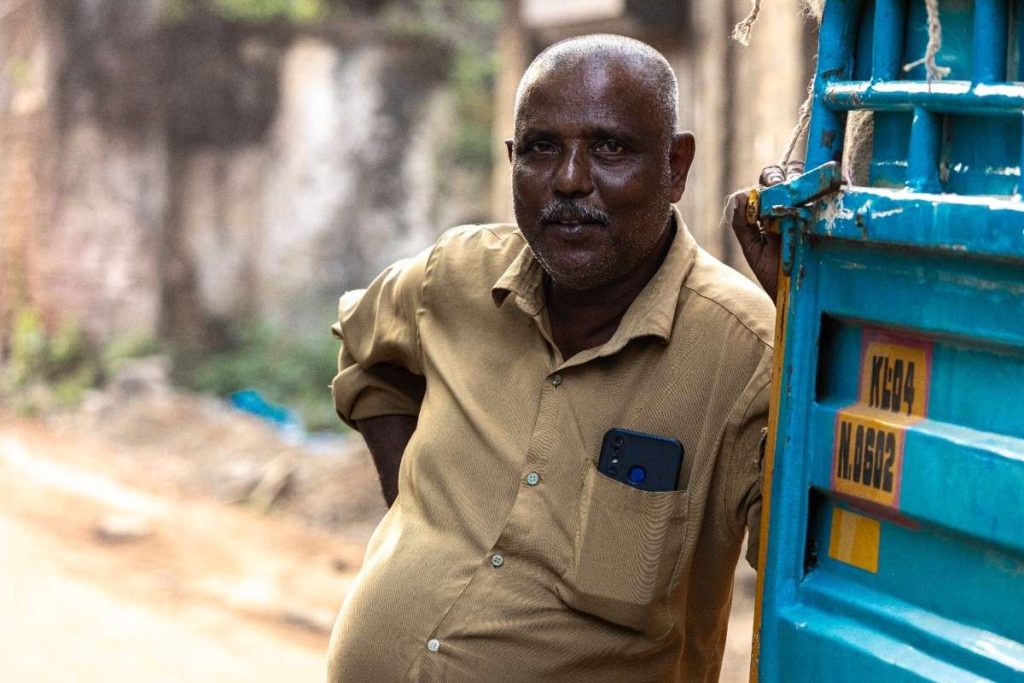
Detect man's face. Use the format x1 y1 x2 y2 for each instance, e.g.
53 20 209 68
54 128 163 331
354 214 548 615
508 59 693 292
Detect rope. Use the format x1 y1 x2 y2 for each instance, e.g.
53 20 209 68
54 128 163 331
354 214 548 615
731 0 762 46
732 0 810 165
903 0 951 80
780 65 816 167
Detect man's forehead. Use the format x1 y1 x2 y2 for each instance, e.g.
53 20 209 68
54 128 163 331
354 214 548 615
520 54 652 105
516 58 661 134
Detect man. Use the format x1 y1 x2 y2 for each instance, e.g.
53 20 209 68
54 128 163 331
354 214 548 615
328 34 775 681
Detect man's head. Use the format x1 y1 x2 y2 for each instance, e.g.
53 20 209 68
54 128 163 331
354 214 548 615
507 34 695 292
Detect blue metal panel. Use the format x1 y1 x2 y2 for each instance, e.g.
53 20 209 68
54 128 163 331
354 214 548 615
755 1 1024 681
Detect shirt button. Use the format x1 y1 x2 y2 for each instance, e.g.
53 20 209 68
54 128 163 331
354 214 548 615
490 553 505 568
551 374 562 386
426 638 440 653
526 472 540 486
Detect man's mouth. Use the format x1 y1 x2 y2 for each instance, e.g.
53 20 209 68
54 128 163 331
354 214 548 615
545 219 605 240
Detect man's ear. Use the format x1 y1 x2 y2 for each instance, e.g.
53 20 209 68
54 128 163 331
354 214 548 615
505 138 514 164
669 132 696 202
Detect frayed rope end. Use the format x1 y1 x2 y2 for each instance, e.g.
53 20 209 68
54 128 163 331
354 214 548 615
731 0 762 46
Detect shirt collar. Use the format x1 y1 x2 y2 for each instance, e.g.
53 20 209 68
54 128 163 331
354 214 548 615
491 206 697 360
491 239 547 316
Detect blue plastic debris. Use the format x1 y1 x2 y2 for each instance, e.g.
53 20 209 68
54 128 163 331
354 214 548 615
229 389 301 430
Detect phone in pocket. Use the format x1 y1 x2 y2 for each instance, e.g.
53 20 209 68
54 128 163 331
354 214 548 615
597 428 684 492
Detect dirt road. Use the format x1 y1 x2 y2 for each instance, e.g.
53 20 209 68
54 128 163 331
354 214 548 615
0 420 361 682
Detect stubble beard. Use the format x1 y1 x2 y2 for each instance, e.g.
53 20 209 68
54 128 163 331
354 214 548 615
517 213 673 295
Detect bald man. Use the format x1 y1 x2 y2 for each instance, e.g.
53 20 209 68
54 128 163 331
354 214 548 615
327 35 775 681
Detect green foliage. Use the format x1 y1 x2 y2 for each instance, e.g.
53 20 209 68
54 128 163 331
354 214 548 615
451 46 497 170
1 309 102 412
162 0 192 23
212 0 326 22
0 309 169 414
6 309 48 388
177 324 343 432
0 309 338 431
102 334 164 374
384 0 501 170
161 0 336 24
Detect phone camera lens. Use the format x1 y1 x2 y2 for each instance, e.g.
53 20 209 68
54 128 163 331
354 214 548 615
608 465 620 475
614 437 624 446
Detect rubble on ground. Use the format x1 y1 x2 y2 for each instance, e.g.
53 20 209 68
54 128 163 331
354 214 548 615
50 357 386 541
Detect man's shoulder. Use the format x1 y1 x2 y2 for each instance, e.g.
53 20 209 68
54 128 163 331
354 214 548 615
436 222 524 251
429 222 526 276
683 245 776 350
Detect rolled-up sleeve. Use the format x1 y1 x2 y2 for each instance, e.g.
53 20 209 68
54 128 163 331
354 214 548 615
331 245 434 428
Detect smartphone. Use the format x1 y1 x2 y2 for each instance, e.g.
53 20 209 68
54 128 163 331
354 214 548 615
597 428 684 492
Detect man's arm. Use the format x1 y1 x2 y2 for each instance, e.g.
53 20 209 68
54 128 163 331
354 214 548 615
356 414 417 508
332 244 437 506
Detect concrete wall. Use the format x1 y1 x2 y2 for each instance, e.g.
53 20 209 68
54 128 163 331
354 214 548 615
0 0 481 348
0 0 51 337
169 37 463 341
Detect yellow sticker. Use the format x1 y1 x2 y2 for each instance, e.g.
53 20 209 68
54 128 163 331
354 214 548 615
828 508 880 573
832 408 905 507
858 332 932 419
830 329 933 510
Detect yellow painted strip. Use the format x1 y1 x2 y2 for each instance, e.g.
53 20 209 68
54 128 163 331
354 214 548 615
750 216 788 683
828 508 881 573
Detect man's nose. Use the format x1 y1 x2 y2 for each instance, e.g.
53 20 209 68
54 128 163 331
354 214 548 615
552 146 594 197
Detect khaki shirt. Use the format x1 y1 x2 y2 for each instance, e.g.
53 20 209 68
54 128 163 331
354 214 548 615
328 210 775 682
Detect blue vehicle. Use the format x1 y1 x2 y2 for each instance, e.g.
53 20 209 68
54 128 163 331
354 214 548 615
752 1 1024 680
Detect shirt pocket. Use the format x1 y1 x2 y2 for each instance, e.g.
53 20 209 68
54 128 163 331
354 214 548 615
558 461 690 639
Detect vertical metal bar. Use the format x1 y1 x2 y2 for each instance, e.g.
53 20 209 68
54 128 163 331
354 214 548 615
1017 111 1024 195
749 210 790 683
873 0 908 80
907 107 943 192
756 3 864 680
974 0 1009 83
806 0 860 167
1015 0 1024 81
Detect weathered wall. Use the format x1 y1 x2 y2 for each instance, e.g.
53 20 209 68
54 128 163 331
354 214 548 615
0 0 480 349
2 0 171 342
169 34 460 341
0 0 59 337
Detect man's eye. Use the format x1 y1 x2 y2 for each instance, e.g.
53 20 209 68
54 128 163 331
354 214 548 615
527 141 557 154
594 140 625 154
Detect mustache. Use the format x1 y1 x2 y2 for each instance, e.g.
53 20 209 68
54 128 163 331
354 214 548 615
538 199 610 226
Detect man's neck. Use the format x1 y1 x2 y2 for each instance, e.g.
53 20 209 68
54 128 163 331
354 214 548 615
546 216 676 360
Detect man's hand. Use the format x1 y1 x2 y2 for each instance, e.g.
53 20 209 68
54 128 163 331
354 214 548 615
729 162 804 302
356 414 418 507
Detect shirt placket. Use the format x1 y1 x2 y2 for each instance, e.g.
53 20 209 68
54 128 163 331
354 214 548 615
411 321 567 679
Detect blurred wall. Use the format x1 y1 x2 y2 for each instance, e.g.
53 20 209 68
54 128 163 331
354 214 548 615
0 0 483 347
1 0 815 351
491 0 817 274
